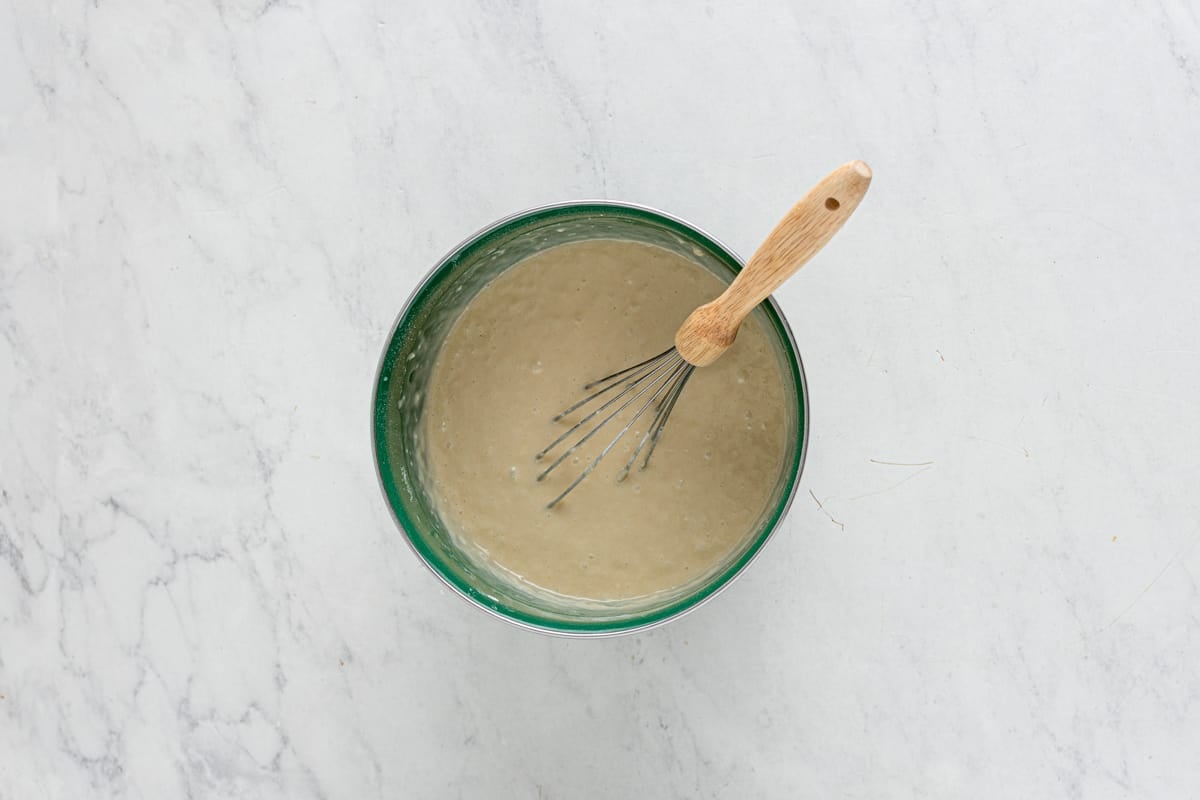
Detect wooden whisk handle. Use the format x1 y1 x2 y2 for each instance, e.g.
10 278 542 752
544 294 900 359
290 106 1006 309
675 160 872 366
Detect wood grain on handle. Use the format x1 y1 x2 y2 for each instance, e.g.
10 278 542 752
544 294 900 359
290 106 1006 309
675 160 872 366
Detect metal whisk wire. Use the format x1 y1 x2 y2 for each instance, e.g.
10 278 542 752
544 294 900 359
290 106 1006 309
535 347 695 508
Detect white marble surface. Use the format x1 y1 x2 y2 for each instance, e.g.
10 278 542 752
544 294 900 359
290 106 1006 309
2 0 1199 797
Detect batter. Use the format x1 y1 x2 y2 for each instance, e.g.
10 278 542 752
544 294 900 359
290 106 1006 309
422 239 790 601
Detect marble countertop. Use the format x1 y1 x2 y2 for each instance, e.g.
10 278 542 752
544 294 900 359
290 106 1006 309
3 1 1199 797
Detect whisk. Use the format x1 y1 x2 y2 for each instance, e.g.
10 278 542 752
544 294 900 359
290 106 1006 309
536 160 873 508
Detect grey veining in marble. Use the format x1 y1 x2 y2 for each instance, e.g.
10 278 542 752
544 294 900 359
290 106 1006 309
2 0 1199 797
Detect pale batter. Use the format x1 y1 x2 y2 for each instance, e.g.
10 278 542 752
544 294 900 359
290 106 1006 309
422 239 791 601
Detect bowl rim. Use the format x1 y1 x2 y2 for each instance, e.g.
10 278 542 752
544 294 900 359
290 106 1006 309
371 200 810 637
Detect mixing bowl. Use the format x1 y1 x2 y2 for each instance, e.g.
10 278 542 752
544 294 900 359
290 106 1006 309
372 202 808 636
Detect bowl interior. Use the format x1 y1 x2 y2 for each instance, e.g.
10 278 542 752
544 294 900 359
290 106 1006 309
373 203 808 635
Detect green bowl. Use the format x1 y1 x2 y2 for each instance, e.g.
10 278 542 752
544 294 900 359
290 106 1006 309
372 202 809 636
